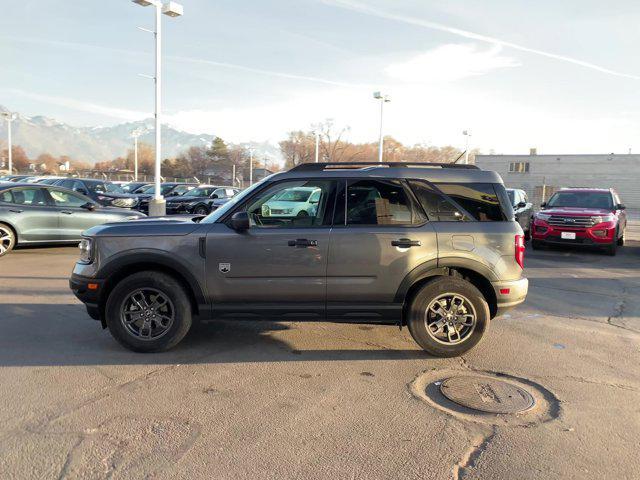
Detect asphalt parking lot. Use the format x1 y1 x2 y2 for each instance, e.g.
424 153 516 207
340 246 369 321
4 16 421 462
1 228 639 480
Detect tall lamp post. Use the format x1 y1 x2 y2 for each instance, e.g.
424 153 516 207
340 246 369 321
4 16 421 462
373 92 390 163
248 148 254 186
1 111 14 174
131 129 143 181
314 130 320 163
462 129 472 165
132 0 183 216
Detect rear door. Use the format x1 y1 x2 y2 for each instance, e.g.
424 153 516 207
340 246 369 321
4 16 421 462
205 179 337 317
326 178 438 321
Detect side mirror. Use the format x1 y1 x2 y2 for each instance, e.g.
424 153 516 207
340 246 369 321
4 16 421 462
81 202 96 211
540 202 547 209
617 204 626 210
211 194 219 199
230 211 250 231
517 201 527 208
77 188 88 195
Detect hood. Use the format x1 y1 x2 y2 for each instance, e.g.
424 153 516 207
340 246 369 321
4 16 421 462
265 200 303 208
99 206 146 216
84 215 201 237
538 207 614 216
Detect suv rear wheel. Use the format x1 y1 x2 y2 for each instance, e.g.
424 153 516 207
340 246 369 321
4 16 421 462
407 277 490 357
105 271 193 352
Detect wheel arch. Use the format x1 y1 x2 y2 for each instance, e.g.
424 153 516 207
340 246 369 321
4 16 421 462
96 252 206 320
397 260 498 327
0 220 19 244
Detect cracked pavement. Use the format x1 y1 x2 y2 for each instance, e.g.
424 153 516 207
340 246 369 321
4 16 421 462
0 225 639 479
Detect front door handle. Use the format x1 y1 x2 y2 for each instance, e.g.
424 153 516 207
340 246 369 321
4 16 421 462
9 209 23 213
61 210 73 215
287 238 318 248
391 238 421 248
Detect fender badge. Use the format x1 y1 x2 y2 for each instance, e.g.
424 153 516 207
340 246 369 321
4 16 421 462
219 263 231 273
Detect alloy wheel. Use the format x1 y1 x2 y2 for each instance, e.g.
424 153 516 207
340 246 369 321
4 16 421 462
424 293 477 345
120 288 175 340
0 226 15 256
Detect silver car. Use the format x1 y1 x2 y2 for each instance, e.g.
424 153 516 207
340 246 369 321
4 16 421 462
71 162 528 357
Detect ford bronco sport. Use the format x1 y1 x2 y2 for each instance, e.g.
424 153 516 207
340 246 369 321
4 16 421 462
70 162 528 357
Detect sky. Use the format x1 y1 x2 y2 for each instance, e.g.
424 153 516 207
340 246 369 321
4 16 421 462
1 0 640 154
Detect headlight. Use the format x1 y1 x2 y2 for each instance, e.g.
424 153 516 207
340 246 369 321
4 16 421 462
536 212 551 221
124 215 141 221
592 214 614 224
78 238 93 264
112 198 136 208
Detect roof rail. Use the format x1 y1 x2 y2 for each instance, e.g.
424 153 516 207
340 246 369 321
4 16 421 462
289 162 480 172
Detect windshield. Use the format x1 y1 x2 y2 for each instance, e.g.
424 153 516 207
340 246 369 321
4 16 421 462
507 190 515 204
89 182 123 194
272 189 312 202
547 191 613 210
138 184 175 195
201 180 267 224
183 187 214 197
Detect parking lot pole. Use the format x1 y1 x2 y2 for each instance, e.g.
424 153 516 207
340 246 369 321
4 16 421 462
249 149 253 185
1 112 12 174
134 135 139 181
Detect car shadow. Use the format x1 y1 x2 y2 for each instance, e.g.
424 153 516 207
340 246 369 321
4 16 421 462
0 302 430 368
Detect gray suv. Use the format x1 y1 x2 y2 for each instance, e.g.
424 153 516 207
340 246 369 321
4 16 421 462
70 162 528 357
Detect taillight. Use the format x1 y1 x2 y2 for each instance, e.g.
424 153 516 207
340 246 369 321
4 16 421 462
515 234 525 269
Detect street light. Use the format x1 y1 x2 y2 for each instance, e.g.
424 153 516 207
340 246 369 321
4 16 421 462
1 111 14 174
462 129 472 164
248 148 254 185
373 92 390 163
314 130 320 163
132 0 183 216
131 129 144 181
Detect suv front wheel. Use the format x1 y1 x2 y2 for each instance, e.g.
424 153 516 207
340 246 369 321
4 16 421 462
407 277 490 357
105 271 193 352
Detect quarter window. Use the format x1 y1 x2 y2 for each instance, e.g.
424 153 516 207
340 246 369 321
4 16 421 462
343 179 424 226
408 181 466 222
435 183 506 222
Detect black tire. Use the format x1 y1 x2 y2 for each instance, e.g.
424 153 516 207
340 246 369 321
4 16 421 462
531 239 542 250
407 277 490 357
0 223 16 257
617 230 624 247
524 229 531 242
105 271 192 352
605 241 618 256
194 205 209 216
297 210 309 217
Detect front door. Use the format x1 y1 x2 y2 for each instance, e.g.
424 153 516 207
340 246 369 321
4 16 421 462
47 188 106 240
205 179 337 318
326 179 439 322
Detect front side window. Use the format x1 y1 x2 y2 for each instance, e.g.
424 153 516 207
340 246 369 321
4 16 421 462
0 188 47 206
49 189 91 207
341 179 424 226
244 180 335 228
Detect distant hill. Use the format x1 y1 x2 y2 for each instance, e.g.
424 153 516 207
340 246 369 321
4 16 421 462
0 105 282 164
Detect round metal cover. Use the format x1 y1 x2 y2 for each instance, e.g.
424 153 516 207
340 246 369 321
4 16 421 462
440 375 535 414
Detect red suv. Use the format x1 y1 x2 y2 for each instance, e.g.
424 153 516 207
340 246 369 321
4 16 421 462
531 188 627 255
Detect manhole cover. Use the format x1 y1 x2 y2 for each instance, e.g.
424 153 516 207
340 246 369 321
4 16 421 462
440 375 535 414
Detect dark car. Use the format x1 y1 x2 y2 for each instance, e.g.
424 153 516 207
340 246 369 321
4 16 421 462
135 183 198 214
52 178 139 209
507 188 533 240
1 175 33 182
165 185 239 215
70 161 528 357
0 183 146 256
531 188 627 255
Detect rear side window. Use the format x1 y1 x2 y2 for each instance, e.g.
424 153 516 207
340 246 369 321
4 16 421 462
341 179 426 226
435 183 508 222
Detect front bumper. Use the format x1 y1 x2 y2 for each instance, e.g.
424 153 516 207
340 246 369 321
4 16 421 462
70 273 105 320
492 277 528 316
532 219 616 246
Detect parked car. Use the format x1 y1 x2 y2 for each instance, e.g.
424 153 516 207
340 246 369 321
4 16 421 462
51 178 139 209
135 183 198 214
70 161 528 357
165 185 240 215
261 186 321 218
0 183 145 257
531 188 626 255
507 188 533 240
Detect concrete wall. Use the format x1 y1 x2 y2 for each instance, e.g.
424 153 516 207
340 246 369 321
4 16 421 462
475 154 640 217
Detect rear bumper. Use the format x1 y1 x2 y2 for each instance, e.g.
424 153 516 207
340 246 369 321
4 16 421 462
492 277 528 316
69 273 104 320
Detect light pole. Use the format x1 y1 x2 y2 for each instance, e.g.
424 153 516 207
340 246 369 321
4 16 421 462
373 92 391 163
131 129 143 181
463 129 471 164
314 130 320 163
132 0 183 216
249 148 254 185
1 111 14 174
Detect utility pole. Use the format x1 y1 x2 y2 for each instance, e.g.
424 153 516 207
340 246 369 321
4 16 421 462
315 131 320 163
1 112 13 174
373 92 391 162
463 129 471 164
249 148 254 185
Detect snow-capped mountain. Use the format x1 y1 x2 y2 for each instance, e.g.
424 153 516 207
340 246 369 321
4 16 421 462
0 105 282 164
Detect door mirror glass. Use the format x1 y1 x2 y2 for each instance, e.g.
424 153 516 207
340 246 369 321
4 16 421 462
230 211 250 231
540 202 547 209
617 203 626 210
81 202 96 211
517 201 527 208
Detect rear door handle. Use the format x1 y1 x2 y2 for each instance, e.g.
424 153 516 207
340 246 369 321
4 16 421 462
9 209 23 213
391 238 421 248
61 211 73 215
287 238 318 248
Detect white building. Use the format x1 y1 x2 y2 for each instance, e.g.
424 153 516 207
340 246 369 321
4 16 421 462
475 152 640 216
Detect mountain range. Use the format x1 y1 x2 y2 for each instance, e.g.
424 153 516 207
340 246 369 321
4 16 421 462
0 105 282 164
